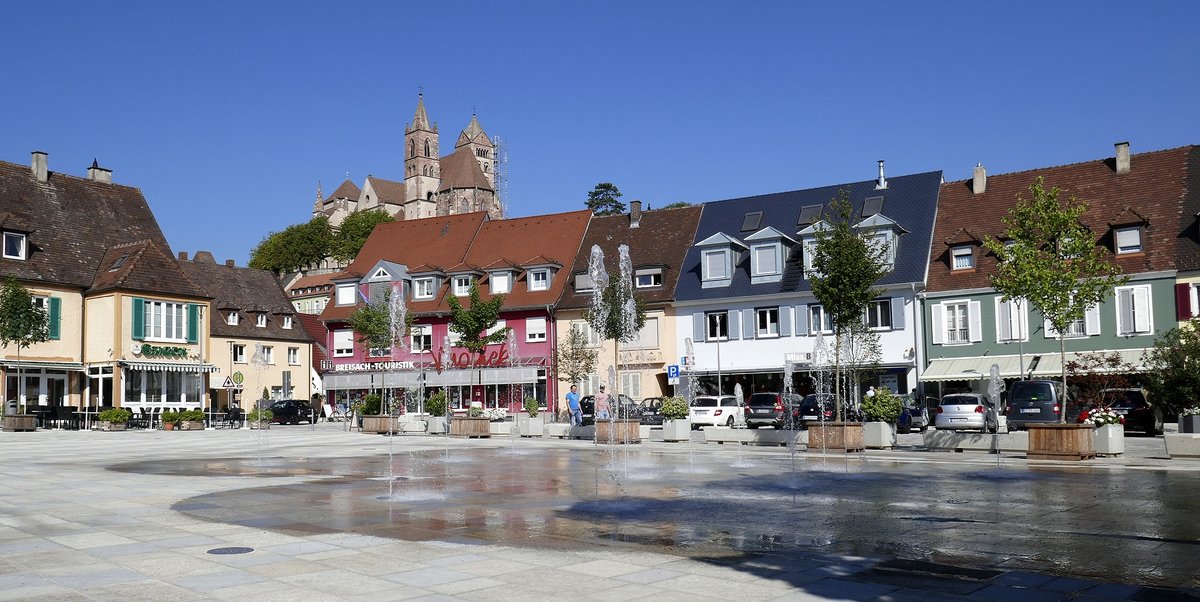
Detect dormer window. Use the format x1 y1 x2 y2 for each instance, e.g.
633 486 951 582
370 267 390 280
226 312 239 326
751 244 780 277
703 249 729 280
634 268 662 288
413 278 435 299
2 232 26 260
282 316 293 330
335 283 356 306
453 275 472 296
951 245 975 270
529 269 550 292
1114 226 1143 255
574 273 594 293
694 232 746 288
797 220 830 279
256 314 267 328
491 271 512 294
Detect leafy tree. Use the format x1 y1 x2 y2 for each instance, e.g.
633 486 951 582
1065 351 1138 407
983 177 1128 422
332 209 394 262
1145 319 1200 416
0 277 49 414
248 216 333 273
661 201 691 209
347 296 392 353
446 282 507 354
809 192 890 421
586 182 625 216
555 324 599 390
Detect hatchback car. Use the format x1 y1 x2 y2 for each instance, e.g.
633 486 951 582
688 395 743 429
638 397 665 426
268 399 317 425
896 394 934 433
579 393 637 426
744 392 803 429
1102 388 1163 435
1006 380 1073 430
793 393 837 427
934 394 998 432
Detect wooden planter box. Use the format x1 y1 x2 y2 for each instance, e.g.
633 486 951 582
96 421 128 431
1093 424 1124 456
662 419 691 442
1180 416 1200 434
2 415 37 432
361 415 400 434
807 422 864 452
595 419 641 444
179 421 205 431
1027 423 1095 460
450 417 491 438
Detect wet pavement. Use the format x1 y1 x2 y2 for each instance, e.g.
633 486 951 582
1 423 1198 600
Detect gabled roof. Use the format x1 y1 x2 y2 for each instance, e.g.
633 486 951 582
325 179 361 201
855 213 908 234
694 232 748 249
481 259 520 271
288 271 338 294
408 264 446 276
455 114 491 147
89 240 207 298
365 176 406 205
445 262 484 275
438 147 492 192
520 255 562 269
559 205 703 310
180 257 312 342
744 226 796 244
361 260 409 283
461 210 592 311
676 170 943 303
929 145 1200 291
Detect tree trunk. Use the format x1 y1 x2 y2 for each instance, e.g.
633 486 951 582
613 338 620 419
1059 336 1067 423
834 327 843 422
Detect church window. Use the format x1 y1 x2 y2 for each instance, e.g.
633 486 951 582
484 164 490 173
424 139 430 157
409 140 415 158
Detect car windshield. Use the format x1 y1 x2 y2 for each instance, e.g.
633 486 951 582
692 398 719 407
1010 381 1055 402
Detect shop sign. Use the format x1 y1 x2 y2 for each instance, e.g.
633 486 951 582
140 344 189 358
329 360 416 373
432 345 510 373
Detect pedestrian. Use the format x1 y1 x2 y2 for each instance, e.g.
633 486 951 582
565 384 582 426
865 386 876 399
595 385 611 421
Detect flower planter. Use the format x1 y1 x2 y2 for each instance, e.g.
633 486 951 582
163 422 177 431
96 421 128 431
1 415 37 432
1093 423 1124 456
863 422 896 449
662 418 691 442
450 417 491 438
179 421 205 431
426 416 448 434
1027 423 1095 460
247 421 269 430
807 422 865 452
361 415 400 434
595 419 640 444
518 416 544 437
1179 416 1200 434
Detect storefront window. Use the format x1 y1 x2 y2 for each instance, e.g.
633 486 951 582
125 369 144 403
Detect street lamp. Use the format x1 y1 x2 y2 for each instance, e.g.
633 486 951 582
715 313 723 396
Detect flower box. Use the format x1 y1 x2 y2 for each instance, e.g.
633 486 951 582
450 416 491 438
807 422 864 452
662 419 691 442
361 415 400 434
595 419 640 444
1 415 37 432
518 416 544 437
1027 423 1095 460
96 421 128 431
1179 416 1200 434
1093 423 1124 456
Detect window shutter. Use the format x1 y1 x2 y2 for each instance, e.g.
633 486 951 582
779 306 791 337
891 297 905 329
187 304 199 343
1176 283 1192 320
47 297 61 340
1014 300 1028 339
131 297 145 341
968 300 982 342
743 309 755 339
995 297 1009 342
1118 288 1134 334
727 312 740 340
1044 316 1058 338
692 313 705 341
795 305 809 336
930 304 944 345
1132 286 1151 333
1085 305 1101 336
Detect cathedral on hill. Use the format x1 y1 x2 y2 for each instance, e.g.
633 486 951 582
313 95 504 227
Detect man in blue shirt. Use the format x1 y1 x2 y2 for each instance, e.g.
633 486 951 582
566 384 581 426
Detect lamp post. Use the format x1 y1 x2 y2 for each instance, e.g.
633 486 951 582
715 313 723 396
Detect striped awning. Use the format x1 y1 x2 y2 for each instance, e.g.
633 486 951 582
921 350 1150 382
0 360 85 371
120 360 219 373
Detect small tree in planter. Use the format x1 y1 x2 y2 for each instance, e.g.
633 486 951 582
425 390 448 434
861 388 901 449
0 276 49 417
519 396 544 437
660 396 691 442
97 408 132 431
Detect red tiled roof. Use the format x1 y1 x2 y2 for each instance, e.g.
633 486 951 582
295 313 330 373
462 210 592 311
289 272 338 293
89 240 207 298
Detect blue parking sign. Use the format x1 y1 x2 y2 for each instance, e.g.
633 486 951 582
667 365 680 378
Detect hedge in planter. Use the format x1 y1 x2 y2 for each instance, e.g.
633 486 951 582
97 408 132 431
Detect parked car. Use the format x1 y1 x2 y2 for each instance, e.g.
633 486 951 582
268 399 317 425
793 393 836 427
1102 388 1163 435
688 395 743 429
579 394 637 426
896 394 934 433
744 392 803 429
1006 380 1074 430
934 393 998 432
638 397 665 425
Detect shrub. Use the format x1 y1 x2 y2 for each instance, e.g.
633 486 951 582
247 408 273 422
523 396 539 417
98 408 132 423
660 396 690 420
862 388 902 423
362 394 382 415
160 410 181 425
425 391 448 416
180 409 206 422
469 406 483 418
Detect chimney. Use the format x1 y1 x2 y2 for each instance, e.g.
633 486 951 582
875 160 887 190
31 151 48 183
1115 141 1130 174
178 251 189 261
630 200 642 228
225 259 236 267
193 251 216 264
86 158 112 184
972 163 987 194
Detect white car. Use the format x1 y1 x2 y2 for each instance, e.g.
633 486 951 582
688 395 743 429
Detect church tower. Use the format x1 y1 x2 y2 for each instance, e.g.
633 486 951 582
455 113 497 190
404 94 440 219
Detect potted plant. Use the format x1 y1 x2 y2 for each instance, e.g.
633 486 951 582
1085 406 1125 456
425 391 448 434
179 409 206 430
246 407 272 429
160 410 181 431
360 393 398 434
660 396 691 442
1180 406 1200 434
861 388 901 449
96 408 132 431
518 396 544 437
452 405 490 437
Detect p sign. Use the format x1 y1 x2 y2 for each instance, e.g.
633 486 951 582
667 365 680 379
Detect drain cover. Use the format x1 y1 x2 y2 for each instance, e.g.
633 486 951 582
207 546 254 555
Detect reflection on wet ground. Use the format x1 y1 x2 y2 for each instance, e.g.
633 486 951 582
114 446 1200 587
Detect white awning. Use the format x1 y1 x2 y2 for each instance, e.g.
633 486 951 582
921 350 1149 382
0 360 85 371
120 360 219 373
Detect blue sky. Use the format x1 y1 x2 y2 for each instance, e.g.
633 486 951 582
3 1 1197 266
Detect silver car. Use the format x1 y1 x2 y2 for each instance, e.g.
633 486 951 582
934 393 998 433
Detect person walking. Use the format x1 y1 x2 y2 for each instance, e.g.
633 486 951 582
595 385 611 421
565 384 582 426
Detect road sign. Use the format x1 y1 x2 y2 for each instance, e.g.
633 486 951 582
221 376 238 389
667 364 680 379
232 371 244 385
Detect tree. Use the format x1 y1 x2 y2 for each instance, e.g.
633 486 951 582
332 209 394 263
0 276 49 414
586 182 625 216
983 177 1128 422
346 297 393 354
1145 319 1200 417
809 192 890 421
555 325 599 390
584 244 647 402
661 201 691 209
446 283 507 354
248 216 333 274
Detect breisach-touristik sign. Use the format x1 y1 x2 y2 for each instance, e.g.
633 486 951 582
327 361 417 373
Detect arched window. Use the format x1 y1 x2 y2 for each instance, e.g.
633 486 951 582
424 139 430 157
461 200 470 213
484 164 489 173
409 140 415 158
422 166 428 176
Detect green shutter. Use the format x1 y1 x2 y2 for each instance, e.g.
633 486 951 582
48 297 61 340
187 303 199 343
131 297 145 340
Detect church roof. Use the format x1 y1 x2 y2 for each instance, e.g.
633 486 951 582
455 114 491 147
325 179 360 202
409 93 435 132
366 176 406 205
438 147 492 192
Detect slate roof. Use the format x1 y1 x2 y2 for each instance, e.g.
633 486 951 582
675 171 943 302
89 240 207 298
0 158 173 289
928 146 1200 292
438 147 492 192
178 255 312 342
559 205 704 310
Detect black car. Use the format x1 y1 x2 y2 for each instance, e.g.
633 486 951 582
268 399 317 424
1103 388 1163 435
745 392 803 429
793 393 836 427
638 397 665 425
579 393 637 426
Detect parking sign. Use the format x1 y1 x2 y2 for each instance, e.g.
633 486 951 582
667 365 680 378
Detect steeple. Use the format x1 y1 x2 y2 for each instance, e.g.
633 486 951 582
407 93 436 134
312 180 324 213
404 93 440 216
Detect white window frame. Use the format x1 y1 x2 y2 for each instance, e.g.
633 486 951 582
410 324 432 352
951 245 974 270
702 249 730 281
490 271 512 295
414 278 435 300
756 307 779 337
335 283 356 306
944 302 970 344
1043 300 1100 339
870 231 896 268
287 347 299 365
333 329 354 357
1115 226 1143 255
232 344 246 363
1116 284 1153 336
263 346 274 365
571 321 601 347
144 300 187 343
370 267 390 280
931 299 981 345
2 232 27 260
453 275 472 296
634 268 663 288
865 299 892 330
620 372 641 399
486 319 507 339
706 312 729 341
282 315 293 329
255 314 267 328
528 269 550 292
751 244 781 277
226 312 239 326
574 273 594 293
802 239 819 277
994 297 1029 342
525 317 547 342
808 305 833 335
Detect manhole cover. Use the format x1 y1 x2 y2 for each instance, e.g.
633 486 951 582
207 547 254 555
